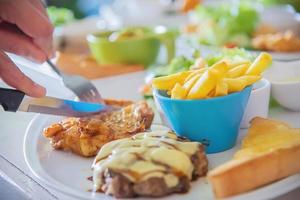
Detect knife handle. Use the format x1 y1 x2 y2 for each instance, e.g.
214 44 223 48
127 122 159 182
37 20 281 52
0 88 25 112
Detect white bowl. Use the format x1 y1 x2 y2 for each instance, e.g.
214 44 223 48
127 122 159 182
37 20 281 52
264 61 300 111
153 94 172 128
240 79 271 128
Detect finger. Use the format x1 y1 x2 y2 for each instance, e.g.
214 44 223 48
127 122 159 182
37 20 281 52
0 0 54 57
0 51 46 97
26 0 54 58
28 0 48 18
0 22 46 62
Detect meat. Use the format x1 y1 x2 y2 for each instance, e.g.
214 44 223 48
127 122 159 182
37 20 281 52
42 100 154 157
101 171 191 198
92 131 208 198
252 30 300 52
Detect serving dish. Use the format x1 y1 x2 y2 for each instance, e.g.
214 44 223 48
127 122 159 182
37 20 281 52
154 86 252 153
240 79 271 128
24 114 300 200
87 26 176 66
264 60 300 111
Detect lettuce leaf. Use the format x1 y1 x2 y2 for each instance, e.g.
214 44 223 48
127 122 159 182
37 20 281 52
47 6 74 27
194 1 259 47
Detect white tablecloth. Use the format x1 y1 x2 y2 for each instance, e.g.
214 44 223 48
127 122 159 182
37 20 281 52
0 56 300 200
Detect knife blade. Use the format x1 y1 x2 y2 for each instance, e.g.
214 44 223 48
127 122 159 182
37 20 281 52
0 88 113 117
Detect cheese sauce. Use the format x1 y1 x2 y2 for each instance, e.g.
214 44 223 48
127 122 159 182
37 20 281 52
92 131 200 190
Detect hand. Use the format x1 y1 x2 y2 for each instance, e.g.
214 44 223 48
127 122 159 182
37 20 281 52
0 0 54 97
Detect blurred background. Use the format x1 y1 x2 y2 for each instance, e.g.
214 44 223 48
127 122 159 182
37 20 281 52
43 0 300 108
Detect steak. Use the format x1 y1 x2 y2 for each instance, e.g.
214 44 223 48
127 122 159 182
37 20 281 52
92 131 208 198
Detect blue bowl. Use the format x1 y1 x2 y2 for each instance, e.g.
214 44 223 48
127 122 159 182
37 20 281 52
153 86 252 153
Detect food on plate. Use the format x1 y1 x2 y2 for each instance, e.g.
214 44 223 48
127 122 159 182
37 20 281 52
88 26 176 66
140 48 255 99
92 130 208 198
208 117 300 198
186 1 259 48
152 52 272 99
252 30 300 52
43 100 154 157
184 2 300 52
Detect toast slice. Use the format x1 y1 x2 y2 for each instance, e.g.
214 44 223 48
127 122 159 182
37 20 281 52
208 117 300 198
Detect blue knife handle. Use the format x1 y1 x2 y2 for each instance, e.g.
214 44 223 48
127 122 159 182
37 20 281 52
0 88 25 112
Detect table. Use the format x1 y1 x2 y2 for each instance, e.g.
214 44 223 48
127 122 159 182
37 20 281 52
0 57 300 200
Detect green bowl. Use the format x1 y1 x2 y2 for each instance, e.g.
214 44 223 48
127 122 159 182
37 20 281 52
87 28 175 67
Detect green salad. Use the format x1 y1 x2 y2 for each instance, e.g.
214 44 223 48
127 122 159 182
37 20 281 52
205 48 255 66
193 1 259 48
47 6 75 26
151 56 194 77
153 48 254 77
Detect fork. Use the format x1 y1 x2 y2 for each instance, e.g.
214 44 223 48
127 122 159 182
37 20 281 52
46 60 104 103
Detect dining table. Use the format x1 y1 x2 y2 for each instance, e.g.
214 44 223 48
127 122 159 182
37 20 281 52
0 54 300 200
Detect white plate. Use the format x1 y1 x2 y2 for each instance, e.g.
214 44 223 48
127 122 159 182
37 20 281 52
24 114 300 200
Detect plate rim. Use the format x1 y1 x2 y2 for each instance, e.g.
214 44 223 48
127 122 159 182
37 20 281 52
24 114 300 200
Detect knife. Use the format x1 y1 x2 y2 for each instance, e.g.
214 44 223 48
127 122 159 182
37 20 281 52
0 88 113 117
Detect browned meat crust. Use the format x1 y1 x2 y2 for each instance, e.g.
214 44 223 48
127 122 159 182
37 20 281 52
252 30 300 52
42 100 154 157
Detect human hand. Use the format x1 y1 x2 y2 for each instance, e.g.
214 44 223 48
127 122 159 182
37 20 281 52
0 0 54 97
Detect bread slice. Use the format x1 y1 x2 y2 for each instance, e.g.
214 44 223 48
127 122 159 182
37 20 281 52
208 117 300 198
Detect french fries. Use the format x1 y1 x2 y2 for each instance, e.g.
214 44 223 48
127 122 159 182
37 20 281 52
226 63 250 78
152 52 272 99
171 83 188 99
245 52 272 75
187 70 218 99
152 71 191 90
215 81 228 97
184 68 207 82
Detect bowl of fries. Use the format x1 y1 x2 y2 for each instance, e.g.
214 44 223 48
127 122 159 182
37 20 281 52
152 52 272 153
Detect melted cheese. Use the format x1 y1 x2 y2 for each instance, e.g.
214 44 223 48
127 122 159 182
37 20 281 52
92 130 200 190
234 119 300 159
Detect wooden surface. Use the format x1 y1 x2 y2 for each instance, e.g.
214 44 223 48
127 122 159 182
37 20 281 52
54 52 145 80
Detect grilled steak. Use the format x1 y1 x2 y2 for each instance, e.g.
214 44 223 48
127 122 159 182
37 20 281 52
92 131 208 198
42 100 154 157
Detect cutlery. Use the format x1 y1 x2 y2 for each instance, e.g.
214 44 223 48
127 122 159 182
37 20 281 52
0 88 113 117
46 60 104 103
